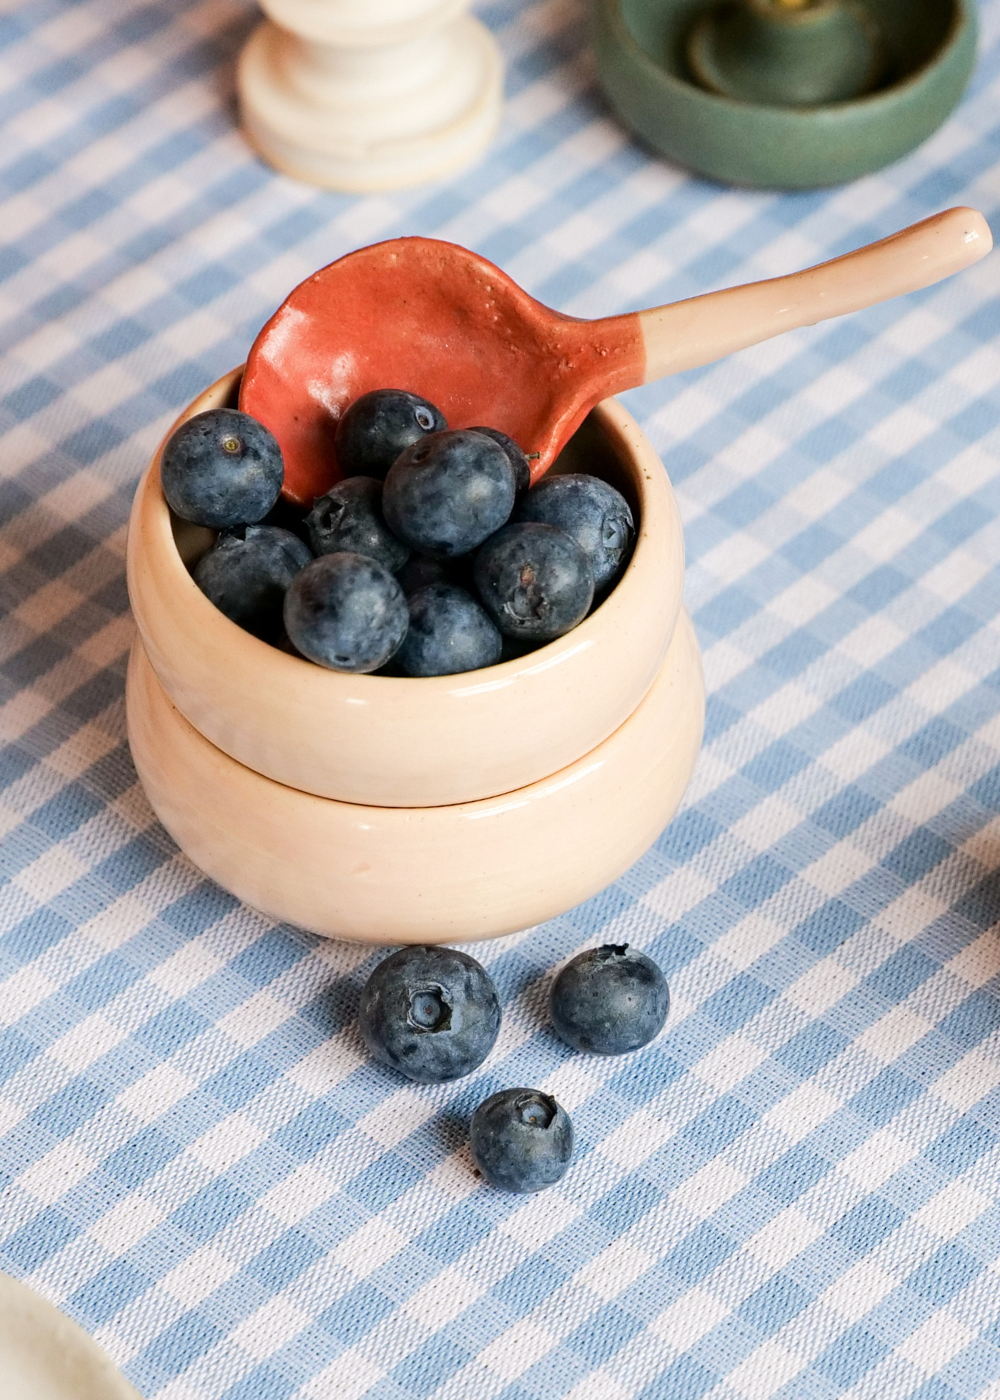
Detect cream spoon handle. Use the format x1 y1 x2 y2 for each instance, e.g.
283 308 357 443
634 206 992 383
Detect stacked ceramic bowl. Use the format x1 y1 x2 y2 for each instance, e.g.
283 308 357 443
125 368 705 943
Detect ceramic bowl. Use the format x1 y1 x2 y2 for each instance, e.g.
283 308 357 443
127 369 685 807
592 0 976 189
126 612 703 943
1 1270 141 1400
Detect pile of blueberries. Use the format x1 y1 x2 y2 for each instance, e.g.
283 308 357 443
160 388 635 676
360 942 669 1193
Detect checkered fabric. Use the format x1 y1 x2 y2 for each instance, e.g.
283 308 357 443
3 1 1000 1397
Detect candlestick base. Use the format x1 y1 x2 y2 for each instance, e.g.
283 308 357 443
238 9 503 193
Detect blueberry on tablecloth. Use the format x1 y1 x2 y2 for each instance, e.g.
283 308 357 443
359 945 502 1083
470 1088 573 1192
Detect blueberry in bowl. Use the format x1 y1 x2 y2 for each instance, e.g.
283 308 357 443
306 476 410 573
473 521 594 642
283 551 409 673
549 943 669 1054
516 472 634 595
470 1088 573 1192
261 492 312 546
383 429 517 559
160 407 284 529
337 388 447 480
468 425 532 496
397 583 502 677
359 945 502 1082
193 525 312 643
394 553 452 595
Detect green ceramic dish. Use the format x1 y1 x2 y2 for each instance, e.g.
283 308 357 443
592 0 977 188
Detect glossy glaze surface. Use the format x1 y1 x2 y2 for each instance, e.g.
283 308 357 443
240 238 643 503
241 214 990 503
0 1271 141 1400
128 370 684 808
126 610 705 943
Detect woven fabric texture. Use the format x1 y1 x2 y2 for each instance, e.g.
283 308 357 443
2 2 1000 1398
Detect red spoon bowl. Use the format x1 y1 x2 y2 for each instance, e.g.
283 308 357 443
240 208 991 505
240 237 639 505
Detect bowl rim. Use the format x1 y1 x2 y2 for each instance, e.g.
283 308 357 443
599 0 970 116
135 366 680 704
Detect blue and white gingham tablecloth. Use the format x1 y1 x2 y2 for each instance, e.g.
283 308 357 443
3 2 1000 1397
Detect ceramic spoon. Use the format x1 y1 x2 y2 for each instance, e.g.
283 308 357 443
240 206 991 504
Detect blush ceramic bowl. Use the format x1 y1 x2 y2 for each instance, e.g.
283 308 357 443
127 368 685 808
127 617 702 942
0 1270 141 1400
125 370 704 942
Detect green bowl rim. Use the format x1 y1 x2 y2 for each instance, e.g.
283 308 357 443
599 0 973 117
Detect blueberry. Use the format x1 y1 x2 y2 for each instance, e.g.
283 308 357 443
283 551 408 672
276 632 303 657
397 583 502 677
193 525 312 642
383 430 516 560
470 1088 573 1193
372 656 407 677
261 493 312 546
473 522 594 642
549 944 669 1055
337 389 447 480
499 635 541 663
516 473 634 594
395 554 451 595
161 408 284 529
396 552 477 600
306 477 410 572
359 945 501 1083
468 426 532 496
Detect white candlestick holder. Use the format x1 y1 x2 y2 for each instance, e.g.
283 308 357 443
238 0 504 192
